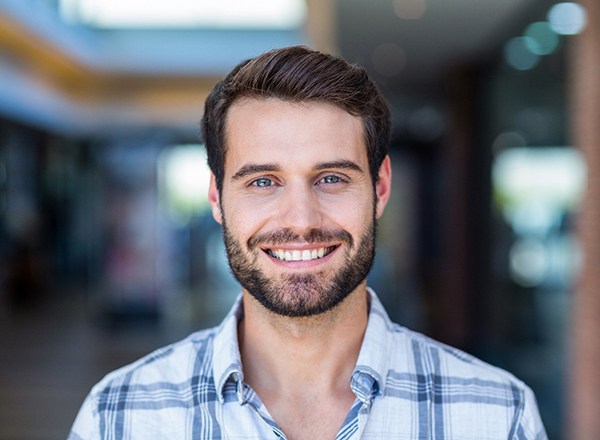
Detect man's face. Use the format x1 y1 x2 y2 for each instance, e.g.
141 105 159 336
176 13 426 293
208 98 391 317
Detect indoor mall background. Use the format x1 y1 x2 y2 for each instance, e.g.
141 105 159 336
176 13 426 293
1 1 599 438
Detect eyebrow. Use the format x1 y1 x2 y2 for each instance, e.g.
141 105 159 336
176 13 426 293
314 160 364 174
231 159 364 181
232 164 281 180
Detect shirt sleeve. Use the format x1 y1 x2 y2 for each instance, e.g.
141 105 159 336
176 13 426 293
514 385 548 440
68 392 101 440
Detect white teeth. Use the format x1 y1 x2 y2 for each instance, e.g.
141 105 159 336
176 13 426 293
268 246 334 262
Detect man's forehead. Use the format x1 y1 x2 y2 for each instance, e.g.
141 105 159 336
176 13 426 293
223 98 366 161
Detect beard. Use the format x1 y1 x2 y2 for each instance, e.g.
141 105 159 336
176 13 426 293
221 215 377 318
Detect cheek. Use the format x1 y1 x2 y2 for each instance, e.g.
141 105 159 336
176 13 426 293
223 199 269 241
320 192 374 226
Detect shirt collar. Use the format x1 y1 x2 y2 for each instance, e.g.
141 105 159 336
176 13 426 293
351 288 393 405
211 288 393 405
212 294 245 404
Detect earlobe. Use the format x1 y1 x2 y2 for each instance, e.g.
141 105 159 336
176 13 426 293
375 155 392 219
208 173 223 224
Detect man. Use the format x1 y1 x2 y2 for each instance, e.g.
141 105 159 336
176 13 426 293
70 46 547 439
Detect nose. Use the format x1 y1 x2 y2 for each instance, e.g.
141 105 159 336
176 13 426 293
278 181 323 234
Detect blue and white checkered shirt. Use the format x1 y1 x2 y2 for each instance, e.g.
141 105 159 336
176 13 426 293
69 289 547 439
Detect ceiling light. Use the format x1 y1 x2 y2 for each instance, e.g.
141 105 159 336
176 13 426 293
60 0 306 29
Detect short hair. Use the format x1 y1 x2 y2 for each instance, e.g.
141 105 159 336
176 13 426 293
201 46 391 192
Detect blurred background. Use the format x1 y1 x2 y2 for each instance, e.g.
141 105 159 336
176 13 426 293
0 0 599 438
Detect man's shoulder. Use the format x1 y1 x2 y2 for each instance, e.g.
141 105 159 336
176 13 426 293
387 323 528 392
378 324 547 438
89 326 219 398
69 325 228 439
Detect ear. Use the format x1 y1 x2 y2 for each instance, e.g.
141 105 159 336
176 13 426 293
375 155 392 219
208 172 223 224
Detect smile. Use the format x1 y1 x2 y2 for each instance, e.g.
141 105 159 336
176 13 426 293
264 246 337 262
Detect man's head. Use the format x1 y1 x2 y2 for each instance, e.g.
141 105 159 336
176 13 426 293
201 46 392 318
202 46 391 194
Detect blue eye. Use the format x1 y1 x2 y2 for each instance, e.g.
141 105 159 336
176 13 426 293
252 177 273 187
320 175 341 184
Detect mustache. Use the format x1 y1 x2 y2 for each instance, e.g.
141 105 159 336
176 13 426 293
248 228 353 249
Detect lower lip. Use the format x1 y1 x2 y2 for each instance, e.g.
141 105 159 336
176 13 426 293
264 247 339 269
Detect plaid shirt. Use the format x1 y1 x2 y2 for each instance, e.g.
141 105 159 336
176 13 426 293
69 289 547 439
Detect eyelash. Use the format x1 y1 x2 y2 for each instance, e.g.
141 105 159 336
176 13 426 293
317 175 347 185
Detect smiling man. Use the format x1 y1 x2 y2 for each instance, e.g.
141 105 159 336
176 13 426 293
69 46 547 439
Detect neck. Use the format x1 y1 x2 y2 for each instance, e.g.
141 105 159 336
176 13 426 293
238 285 369 397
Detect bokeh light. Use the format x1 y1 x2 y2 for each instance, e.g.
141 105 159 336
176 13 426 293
504 37 540 70
524 22 560 55
160 145 211 222
548 2 587 35
509 237 548 287
393 0 427 20
493 147 586 214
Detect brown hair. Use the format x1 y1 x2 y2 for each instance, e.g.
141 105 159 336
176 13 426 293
201 46 391 192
